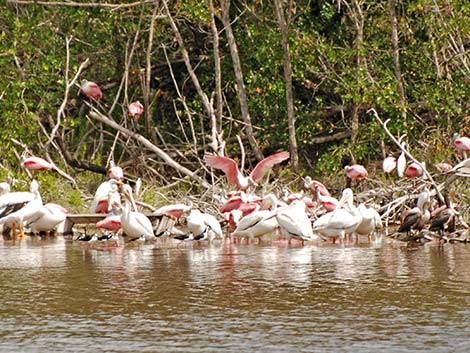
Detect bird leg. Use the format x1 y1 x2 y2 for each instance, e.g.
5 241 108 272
19 223 25 238
12 222 17 239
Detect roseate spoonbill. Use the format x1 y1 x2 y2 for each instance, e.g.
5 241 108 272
153 203 191 220
181 209 223 242
26 203 68 236
108 160 124 181
0 180 44 238
128 101 144 119
80 79 103 99
203 151 290 191
313 185 339 212
91 179 121 214
355 204 382 239
435 162 453 173
382 156 397 174
404 162 423 178
120 183 154 241
21 156 55 171
276 200 317 243
285 192 317 209
429 194 456 237
303 176 331 196
398 188 431 237
345 164 368 180
312 188 362 242
453 133 470 159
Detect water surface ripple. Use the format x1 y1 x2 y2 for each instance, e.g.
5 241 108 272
0 236 469 352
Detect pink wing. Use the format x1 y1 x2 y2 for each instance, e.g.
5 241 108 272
250 151 290 183
22 156 54 171
204 154 241 187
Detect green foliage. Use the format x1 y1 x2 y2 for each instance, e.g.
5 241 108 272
1 0 470 186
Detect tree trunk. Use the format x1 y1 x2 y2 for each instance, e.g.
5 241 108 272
389 0 407 122
220 0 263 161
274 0 299 171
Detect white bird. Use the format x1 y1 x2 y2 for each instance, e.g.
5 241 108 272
0 180 44 238
91 178 122 214
312 188 362 242
355 204 382 240
0 182 10 197
120 183 154 241
26 203 68 236
276 200 317 243
185 209 223 242
231 209 278 241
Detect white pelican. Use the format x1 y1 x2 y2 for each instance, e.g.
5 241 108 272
231 208 278 242
312 188 362 242
184 209 223 242
0 180 44 238
203 151 290 191
276 200 317 242
26 203 68 236
356 204 382 240
398 188 431 237
120 184 154 241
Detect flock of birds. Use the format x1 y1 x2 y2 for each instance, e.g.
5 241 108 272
0 78 469 245
1 133 469 246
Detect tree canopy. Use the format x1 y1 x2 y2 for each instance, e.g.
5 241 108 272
1 0 470 191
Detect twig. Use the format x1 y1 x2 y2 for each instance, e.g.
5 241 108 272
369 108 444 204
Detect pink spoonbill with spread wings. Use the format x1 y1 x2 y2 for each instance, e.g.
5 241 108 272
204 151 290 191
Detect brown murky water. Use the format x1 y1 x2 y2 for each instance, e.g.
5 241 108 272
0 235 469 352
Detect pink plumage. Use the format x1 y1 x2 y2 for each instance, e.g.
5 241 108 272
96 215 121 231
404 162 423 178
81 80 103 99
153 204 191 219
128 101 144 119
22 156 54 171
204 151 290 190
345 164 368 180
108 166 124 181
454 135 470 151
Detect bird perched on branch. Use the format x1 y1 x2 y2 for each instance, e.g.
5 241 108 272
453 133 470 159
21 156 55 171
204 151 290 191
80 79 103 100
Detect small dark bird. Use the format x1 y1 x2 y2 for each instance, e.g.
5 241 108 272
429 193 456 237
398 188 431 237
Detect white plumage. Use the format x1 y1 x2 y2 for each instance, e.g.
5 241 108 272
312 188 362 241
120 184 154 241
276 200 316 242
0 180 44 237
186 209 223 241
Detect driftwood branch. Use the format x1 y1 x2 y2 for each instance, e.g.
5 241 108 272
370 108 444 204
87 107 211 189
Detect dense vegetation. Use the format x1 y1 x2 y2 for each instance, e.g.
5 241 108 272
1 0 470 209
